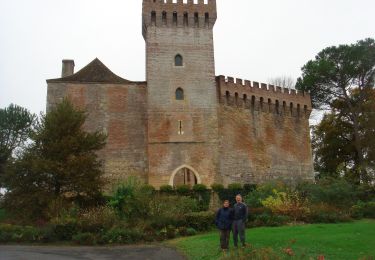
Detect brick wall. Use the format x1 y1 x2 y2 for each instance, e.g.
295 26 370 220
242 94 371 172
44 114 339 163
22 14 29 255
47 82 149 187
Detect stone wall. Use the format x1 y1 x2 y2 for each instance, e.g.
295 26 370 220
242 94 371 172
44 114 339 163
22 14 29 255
216 76 314 185
47 82 149 186
143 0 220 188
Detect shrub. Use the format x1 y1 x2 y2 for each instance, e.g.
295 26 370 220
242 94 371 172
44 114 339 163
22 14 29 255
186 227 197 236
176 185 191 195
307 204 351 223
53 222 78 241
140 184 156 195
192 184 207 192
159 185 174 193
251 213 290 227
72 232 97 245
184 211 214 231
261 190 310 222
211 183 224 193
77 206 118 233
227 183 243 191
148 195 199 228
192 184 211 211
297 178 357 209
103 227 142 244
243 184 257 193
351 201 375 219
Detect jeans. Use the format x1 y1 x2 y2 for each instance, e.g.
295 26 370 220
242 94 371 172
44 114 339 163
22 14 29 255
220 229 231 249
232 219 246 246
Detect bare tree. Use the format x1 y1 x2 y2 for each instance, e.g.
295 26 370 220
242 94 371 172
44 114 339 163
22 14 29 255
269 76 296 89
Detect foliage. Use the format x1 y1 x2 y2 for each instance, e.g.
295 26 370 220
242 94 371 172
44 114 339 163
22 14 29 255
192 184 207 192
244 181 288 208
227 183 243 191
296 178 358 209
261 189 310 222
159 185 174 193
184 211 215 231
72 232 97 245
175 184 191 195
108 177 151 221
169 220 375 260
1 99 107 220
251 213 291 227
211 183 224 193
307 203 351 223
0 104 35 181
296 38 375 183
102 227 143 244
148 195 199 228
351 201 375 219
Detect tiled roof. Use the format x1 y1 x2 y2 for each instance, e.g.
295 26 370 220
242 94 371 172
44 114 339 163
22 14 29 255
47 58 133 84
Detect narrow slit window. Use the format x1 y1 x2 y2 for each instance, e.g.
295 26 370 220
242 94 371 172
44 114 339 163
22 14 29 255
173 12 177 26
175 54 183 66
276 100 280 114
178 120 184 135
183 12 188 26
205 12 209 26
176 87 184 100
151 11 156 25
194 12 199 26
162 11 167 25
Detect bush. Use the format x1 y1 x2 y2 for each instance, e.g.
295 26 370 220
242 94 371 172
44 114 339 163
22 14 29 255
176 185 191 195
0 224 51 243
243 184 257 193
297 179 357 209
184 211 214 231
102 227 142 244
192 184 207 192
72 232 97 245
251 213 290 227
159 185 174 193
261 190 310 222
148 195 199 228
211 183 224 193
53 222 78 241
227 183 243 190
351 201 375 219
307 204 351 223
186 227 197 236
77 206 118 233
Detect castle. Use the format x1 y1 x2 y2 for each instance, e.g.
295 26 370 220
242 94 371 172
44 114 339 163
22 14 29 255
46 0 314 188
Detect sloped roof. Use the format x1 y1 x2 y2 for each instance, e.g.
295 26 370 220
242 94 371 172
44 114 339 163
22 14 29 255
47 58 134 84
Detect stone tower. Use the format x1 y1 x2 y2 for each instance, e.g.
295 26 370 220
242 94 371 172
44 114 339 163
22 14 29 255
142 0 220 187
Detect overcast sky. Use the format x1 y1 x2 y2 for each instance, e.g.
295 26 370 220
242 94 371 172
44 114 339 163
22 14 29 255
0 0 374 116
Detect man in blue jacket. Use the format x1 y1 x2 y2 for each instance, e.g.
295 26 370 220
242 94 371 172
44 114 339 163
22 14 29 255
215 200 234 251
233 194 248 248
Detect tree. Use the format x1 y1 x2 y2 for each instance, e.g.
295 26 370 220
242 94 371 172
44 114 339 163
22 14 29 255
2 99 107 220
296 38 375 183
0 104 35 181
269 76 296 89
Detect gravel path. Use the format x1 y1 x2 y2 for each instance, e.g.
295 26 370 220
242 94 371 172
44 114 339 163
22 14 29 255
0 245 186 260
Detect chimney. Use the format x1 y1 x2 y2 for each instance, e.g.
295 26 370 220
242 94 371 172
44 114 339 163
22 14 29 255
61 59 75 77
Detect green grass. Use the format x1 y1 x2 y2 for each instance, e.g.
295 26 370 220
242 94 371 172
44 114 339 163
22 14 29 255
168 220 375 260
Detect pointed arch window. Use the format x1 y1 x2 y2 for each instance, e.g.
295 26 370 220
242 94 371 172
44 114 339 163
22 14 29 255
176 88 184 100
175 54 183 66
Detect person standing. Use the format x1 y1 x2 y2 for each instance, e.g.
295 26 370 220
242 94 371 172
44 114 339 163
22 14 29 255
215 200 234 252
232 194 248 248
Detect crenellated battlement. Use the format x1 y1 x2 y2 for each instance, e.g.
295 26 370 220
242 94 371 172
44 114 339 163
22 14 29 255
142 0 217 38
216 75 312 118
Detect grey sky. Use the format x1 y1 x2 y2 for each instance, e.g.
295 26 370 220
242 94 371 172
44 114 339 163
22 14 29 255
1 0 374 115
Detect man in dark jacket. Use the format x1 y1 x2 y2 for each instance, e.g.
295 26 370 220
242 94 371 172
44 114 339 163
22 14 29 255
215 200 234 251
233 194 248 248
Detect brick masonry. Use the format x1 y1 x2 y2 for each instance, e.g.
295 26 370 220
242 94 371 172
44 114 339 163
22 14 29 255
46 0 314 189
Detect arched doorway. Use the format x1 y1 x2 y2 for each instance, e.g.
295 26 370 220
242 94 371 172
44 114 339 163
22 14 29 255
169 165 201 187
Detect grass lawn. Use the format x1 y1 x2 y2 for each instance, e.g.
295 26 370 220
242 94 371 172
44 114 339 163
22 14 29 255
168 220 375 260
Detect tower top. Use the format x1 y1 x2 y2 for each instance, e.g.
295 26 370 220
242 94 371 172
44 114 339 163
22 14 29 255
142 0 217 38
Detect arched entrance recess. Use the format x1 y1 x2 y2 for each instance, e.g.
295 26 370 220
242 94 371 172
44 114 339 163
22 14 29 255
169 165 202 187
